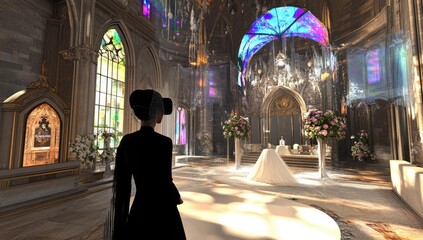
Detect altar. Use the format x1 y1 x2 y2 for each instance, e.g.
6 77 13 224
276 145 291 155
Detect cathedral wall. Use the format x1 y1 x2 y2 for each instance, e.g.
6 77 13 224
0 0 54 102
92 0 184 140
404 0 423 164
331 0 386 42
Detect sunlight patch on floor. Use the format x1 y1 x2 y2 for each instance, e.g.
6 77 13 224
179 185 341 240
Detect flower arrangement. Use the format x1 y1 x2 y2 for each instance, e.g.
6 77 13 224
351 130 376 162
99 131 116 164
303 109 347 140
222 115 250 140
69 134 98 169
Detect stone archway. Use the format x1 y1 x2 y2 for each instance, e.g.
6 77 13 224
261 86 307 146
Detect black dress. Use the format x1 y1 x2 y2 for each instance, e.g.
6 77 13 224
112 126 186 239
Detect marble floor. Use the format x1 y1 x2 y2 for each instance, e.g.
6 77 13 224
1 158 423 240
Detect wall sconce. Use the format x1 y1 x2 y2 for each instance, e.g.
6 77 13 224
321 71 330 81
307 60 312 68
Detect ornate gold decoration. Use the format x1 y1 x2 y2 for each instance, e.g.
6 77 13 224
270 94 300 116
23 103 61 167
26 60 56 92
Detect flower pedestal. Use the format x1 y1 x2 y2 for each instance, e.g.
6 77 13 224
303 109 347 179
226 138 230 164
317 138 329 178
234 138 243 170
223 115 250 169
100 132 116 179
78 162 96 183
103 162 113 178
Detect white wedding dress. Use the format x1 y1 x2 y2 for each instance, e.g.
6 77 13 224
247 148 298 186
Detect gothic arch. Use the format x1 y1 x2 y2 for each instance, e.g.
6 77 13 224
65 0 78 47
261 86 307 145
262 86 307 115
140 73 154 89
138 45 162 89
94 20 136 134
1 86 70 169
94 20 136 69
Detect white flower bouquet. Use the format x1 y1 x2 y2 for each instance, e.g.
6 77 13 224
69 134 98 169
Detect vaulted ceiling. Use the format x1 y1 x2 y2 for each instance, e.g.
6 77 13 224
185 0 369 62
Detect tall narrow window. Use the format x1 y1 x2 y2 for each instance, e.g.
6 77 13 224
175 107 187 145
142 0 151 19
95 28 125 152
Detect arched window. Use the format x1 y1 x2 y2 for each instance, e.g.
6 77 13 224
175 106 187 145
95 28 125 151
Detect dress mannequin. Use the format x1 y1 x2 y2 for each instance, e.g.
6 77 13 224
279 136 285 146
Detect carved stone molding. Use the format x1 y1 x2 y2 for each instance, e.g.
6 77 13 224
113 0 128 8
60 46 98 63
60 49 76 61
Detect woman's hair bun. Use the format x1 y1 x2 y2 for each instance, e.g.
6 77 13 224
129 89 173 120
163 98 173 115
132 105 149 120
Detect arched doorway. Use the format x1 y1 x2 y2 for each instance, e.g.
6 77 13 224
262 87 307 147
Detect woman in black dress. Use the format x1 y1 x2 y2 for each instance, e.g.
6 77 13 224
112 89 186 239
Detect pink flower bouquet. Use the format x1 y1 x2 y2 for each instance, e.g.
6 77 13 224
303 109 347 140
223 115 250 140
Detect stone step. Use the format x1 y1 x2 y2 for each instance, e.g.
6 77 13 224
241 152 331 169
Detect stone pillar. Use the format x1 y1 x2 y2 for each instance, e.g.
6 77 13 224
405 0 423 164
61 0 98 150
62 46 98 143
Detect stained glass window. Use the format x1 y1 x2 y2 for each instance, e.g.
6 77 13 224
237 6 329 85
366 48 382 84
175 107 187 145
95 28 125 152
142 0 151 19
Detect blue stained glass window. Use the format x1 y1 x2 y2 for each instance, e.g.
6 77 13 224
238 6 329 85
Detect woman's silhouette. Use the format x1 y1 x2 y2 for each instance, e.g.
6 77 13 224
112 89 186 239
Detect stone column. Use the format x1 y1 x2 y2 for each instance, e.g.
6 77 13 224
60 0 98 150
62 46 98 143
405 0 423 164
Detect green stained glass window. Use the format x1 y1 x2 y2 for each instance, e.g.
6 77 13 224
95 28 125 152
